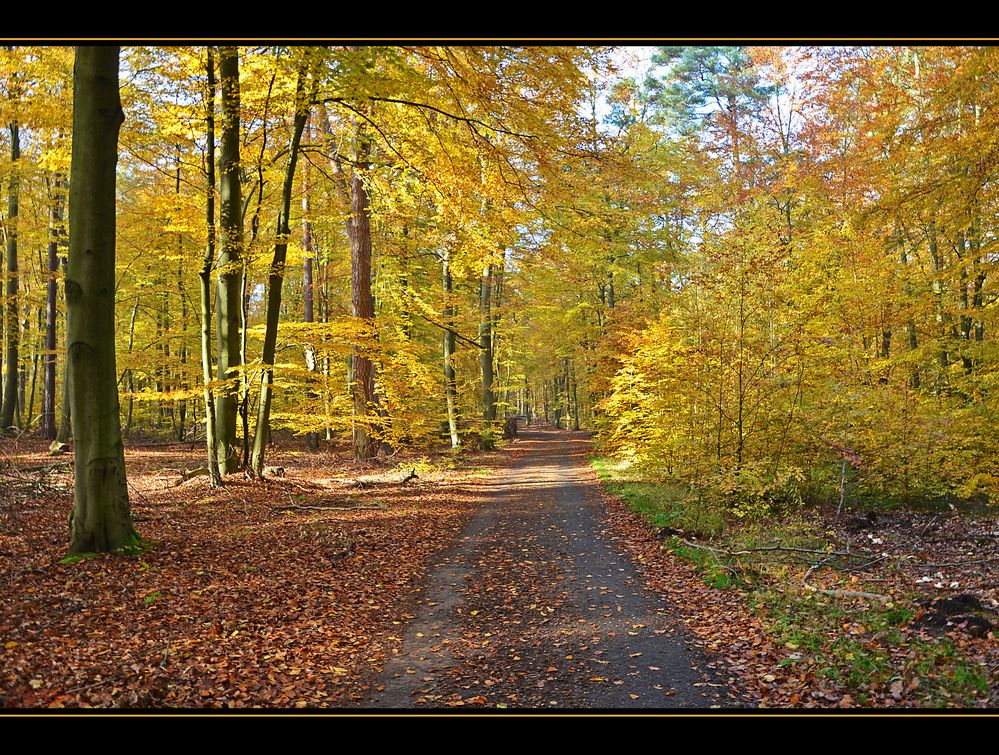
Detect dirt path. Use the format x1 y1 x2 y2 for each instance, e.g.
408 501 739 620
366 427 730 709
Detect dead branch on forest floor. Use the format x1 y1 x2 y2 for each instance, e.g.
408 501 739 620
0 460 71 477
270 497 387 513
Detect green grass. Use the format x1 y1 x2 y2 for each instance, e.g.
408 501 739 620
591 457 725 537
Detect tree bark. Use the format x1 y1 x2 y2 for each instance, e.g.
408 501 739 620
198 47 223 487
442 249 460 448
0 106 20 432
41 174 63 439
479 264 496 422
175 149 188 441
214 45 243 474
65 46 139 554
302 125 320 452
348 119 376 461
250 63 311 477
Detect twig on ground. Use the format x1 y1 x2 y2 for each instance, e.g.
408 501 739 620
271 488 387 513
916 556 999 568
679 538 865 561
803 558 890 602
919 515 941 537
126 480 155 508
66 677 114 695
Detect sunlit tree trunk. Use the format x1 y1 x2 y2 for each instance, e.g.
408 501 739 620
66 46 139 554
250 63 311 477
442 249 460 448
199 46 222 487
41 173 63 439
175 149 188 441
348 119 376 461
302 127 320 452
122 297 139 437
479 264 496 423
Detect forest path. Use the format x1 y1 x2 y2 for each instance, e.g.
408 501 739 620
366 426 727 709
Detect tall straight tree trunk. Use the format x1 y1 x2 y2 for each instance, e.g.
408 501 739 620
123 297 139 437
899 231 920 390
928 218 949 370
66 46 140 554
27 347 38 432
442 249 460 448
41 174 63 439
571 360 580 431
53 231 72 453
302 128 320 452
175 149 188 441
214 46 243 474
199 47 222 487
493 252 505 416
250 64 311 478
0 110 20 432
479 264 496 422
348 119 376 461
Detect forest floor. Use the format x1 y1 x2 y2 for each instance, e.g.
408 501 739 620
0 433 512 708
1 425 996 710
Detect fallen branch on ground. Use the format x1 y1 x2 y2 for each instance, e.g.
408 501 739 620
677 538 864 561
916 556 999 568
0 461 71 477
270 498 387 513
171 467 210 486
802 561 891 602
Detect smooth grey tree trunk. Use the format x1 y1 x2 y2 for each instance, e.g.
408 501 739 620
199 47 222 487
66 46 140 554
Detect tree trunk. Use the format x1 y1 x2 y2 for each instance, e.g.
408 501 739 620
123 297 139 437
250 64 311 477
348 119 376 461
302 127 320 452
571 360 580 431
65 46 139 555
41 174 63 439
900 234 920 390
442 249 460 448
0 109 20 432
198 46 222 487
53 236 72 453
175 149 188 441
479 264 496 422
214 45 243 474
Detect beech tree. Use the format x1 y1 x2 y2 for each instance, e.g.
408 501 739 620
214 45 243 474
0 51 19 433
249 52 314 477
65 46 139 554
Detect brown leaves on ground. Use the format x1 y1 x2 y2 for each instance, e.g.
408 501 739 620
0 438 507 709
